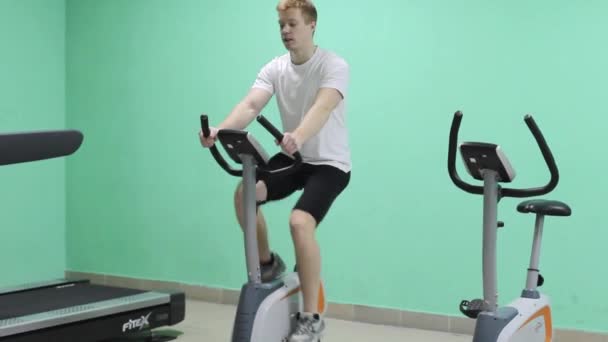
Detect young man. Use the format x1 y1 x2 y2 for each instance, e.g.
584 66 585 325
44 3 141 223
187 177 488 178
199 0 350 340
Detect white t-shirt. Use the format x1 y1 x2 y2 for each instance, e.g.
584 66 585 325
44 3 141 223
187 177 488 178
252 47 351 173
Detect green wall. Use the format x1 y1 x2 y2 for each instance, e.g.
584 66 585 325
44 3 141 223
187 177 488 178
0 0 66 286
65 0 608 333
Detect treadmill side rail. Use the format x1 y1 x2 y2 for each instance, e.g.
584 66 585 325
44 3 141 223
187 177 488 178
0 292 170 337
0 279 89 296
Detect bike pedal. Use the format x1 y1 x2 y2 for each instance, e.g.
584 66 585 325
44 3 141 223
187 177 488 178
459 299 484 319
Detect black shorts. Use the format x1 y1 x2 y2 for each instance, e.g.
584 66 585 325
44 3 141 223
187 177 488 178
257 153 351 225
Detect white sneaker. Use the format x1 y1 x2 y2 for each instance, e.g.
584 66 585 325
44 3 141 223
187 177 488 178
288 312 325 342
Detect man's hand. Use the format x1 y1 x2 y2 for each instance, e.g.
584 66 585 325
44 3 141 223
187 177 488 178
278 132 302 155
199 127 219 148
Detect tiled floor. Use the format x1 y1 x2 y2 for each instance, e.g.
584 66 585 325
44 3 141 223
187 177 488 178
169 299 472 341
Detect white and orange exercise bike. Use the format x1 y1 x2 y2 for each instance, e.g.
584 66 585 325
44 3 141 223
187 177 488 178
447 110 571 342
200 114 326 342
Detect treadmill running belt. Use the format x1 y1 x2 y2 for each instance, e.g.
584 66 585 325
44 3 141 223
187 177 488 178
0 283 145 319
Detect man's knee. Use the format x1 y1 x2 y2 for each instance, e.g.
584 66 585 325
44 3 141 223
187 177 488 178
256 181 268 203
289 210 316 238
234 181 268 207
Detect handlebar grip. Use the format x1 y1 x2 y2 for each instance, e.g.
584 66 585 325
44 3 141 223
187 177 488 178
256 115 284 142
201 114 210 138
447 111 461 181
447 111 484 195
524 115 540 134
523 114 557 180
198 114 241 176
501 114 559 197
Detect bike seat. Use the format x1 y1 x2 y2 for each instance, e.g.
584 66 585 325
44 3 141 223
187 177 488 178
517 199 571 217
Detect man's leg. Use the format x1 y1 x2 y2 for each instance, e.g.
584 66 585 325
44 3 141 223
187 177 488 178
288 165 350 341
290 210 320 312
232 153 301 282
233 152 302 263
233 180 271 263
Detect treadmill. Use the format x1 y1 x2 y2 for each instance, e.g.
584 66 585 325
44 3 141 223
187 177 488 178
0 130 185 341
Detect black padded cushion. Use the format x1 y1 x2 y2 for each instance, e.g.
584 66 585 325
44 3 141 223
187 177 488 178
517 199 571 217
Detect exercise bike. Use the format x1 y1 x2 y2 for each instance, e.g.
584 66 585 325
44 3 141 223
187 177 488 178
447 111 571 341
199 114 327 342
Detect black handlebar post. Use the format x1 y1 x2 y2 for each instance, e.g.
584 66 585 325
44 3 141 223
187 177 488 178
447 110 560 198
200 114 241 176
256 114 303 167
201 115 210 138
256 115 284 142
448 111 484 195
501 115 559 197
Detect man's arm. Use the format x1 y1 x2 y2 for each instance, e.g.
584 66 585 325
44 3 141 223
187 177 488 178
293 87 343 144
218 88 273 130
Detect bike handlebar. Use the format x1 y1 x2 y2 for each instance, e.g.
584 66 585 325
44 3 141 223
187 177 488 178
200 114 302 177
447 111 559 198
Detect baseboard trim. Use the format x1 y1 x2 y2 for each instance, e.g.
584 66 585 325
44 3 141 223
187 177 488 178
65 271 608 341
